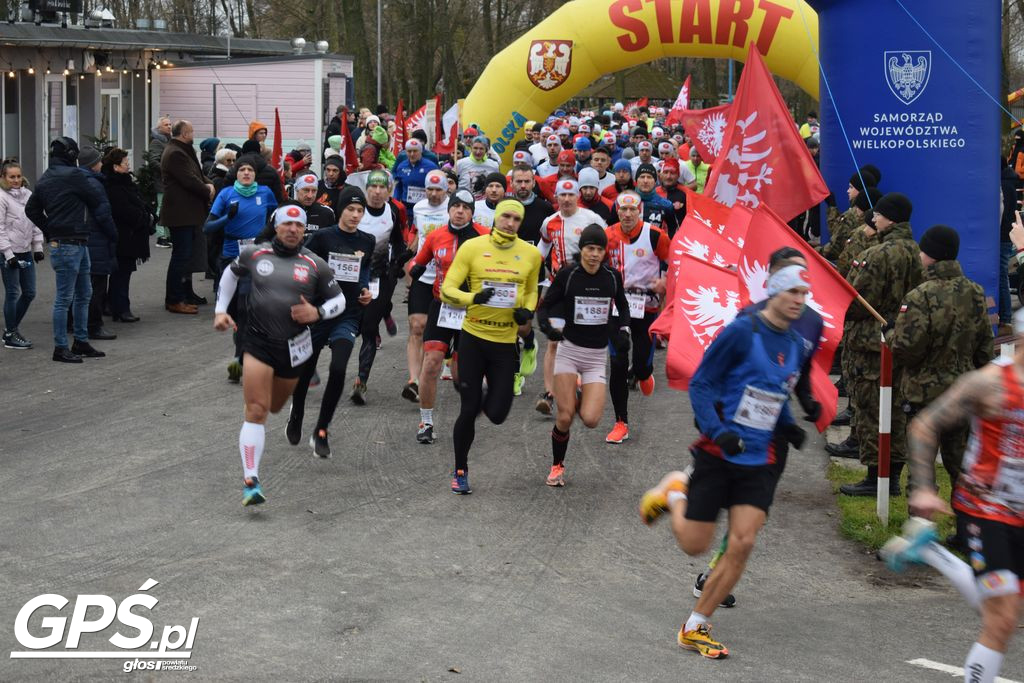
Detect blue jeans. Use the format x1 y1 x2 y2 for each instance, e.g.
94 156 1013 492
165 225 195 305
999 240 1014 324
50 243 91 348
1 252 36 332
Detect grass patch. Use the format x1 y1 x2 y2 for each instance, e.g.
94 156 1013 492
825 462 956 551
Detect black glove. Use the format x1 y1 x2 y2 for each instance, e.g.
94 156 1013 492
612 327 630 354
713 431 745 455
227 202 239 219
473 287 495 305
538 318 563 341
408 263 426 282
6 256 19 269
779 422 807 450
798 394 821 423
512 307 533 325
33 251 44 263
388 260 407 280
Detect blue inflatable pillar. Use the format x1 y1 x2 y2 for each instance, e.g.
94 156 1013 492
810 0 1002 301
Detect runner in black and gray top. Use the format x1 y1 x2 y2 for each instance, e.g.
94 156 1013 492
214 204 346 507
535 224 630 487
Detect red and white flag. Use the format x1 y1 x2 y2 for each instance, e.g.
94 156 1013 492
270 107 283 179
705 43 829 222
656 255 743 390
663 75 691 128
338 106 359 174
392 99 406 158
434 101 460 154
406 103 427 133
737 204 858 430
679 103 732 163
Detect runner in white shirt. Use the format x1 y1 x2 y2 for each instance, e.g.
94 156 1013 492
473 173 507 228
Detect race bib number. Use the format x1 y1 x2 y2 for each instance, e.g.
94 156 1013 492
288 328 313 368
732 386 787 432
237 238 256 246
482 280 517 309
437 303 466 330
369 278 380 299
406 185 426 204
574 297 611 326
626 292 646 319
994 456 1024 510
328 252 361 283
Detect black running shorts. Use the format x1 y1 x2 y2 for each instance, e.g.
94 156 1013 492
963 513 1024 586
242 330 306 379
423 298 459 354
408 279 434 316
685 447 776 522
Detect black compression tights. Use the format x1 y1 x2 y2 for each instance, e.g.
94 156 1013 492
291 337 355 432
453 332 517 471
608 313 656 423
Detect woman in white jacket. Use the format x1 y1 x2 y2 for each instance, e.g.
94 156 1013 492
0 160 44 349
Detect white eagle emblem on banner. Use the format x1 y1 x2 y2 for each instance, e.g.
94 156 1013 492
884 51 931 105
679 285 740 349
712 112 774 209
527 40 573 91
697 110 729 160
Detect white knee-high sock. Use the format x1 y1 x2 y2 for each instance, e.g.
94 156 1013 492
919 542 981 612
963 642 1003 683
239 422 265 481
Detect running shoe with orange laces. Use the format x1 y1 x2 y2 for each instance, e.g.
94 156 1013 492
546 463 566 487
678 623 729 659
638 469 690 525
639 375 655 396
605 420 630 444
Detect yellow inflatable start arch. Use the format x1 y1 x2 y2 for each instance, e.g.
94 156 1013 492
463 0 819 167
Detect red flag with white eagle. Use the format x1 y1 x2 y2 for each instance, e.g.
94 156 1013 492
270 107 283 179
434 101 460 154
406 103 427 133
392 99 406 158
663 75 691 128
658 255 743 390
338 106 358 174
679 103 732 163
704 43 829 222
737 204 857 430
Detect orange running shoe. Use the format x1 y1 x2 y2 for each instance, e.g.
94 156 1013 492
639 375 655 396
639 469 690 525
678 623 729 659
605 421 630 444
546 464 566 487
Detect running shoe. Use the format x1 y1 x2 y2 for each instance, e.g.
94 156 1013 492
242 477 266 506
535 391 554 415
286 407 302 446
3 330 31 349
310 429 332 458
440 362 453 381
546 464 566 487
375 334 382 350
384 315 398 337
639 469 690 526
227 357 242 383
519 345 538 376
402 380 420 403
678 623 728 659
513 373 525 396
155 236 172 249
450 469 471 494
350 379 367 405
416 422 435 444
880 516 938 573
693 572 736 608
639 375 655 396
605 421 630 444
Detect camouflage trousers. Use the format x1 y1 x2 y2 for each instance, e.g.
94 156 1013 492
903 402 967 486
844 350 907 466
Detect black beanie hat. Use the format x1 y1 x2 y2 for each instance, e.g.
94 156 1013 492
635 163 658 181
241 139 262 155
860 164 882 185
873 192 913 224
853 186 883 213
919 224 959 261
483 171 507 190
335 185 367 211
849 169 878 193
578 223 608 250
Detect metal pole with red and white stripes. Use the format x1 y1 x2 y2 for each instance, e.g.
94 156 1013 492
876 332 892 524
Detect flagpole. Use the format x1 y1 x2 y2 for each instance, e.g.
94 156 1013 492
853 294 887 326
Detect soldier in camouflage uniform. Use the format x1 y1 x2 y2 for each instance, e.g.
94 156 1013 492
837 188 884 279
890 225 992 486
839 193 924 496
820 169 878 263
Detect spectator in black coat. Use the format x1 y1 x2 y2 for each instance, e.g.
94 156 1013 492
78 146 118 340
103 148 152 323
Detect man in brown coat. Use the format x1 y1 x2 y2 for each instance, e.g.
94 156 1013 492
160 120 214 314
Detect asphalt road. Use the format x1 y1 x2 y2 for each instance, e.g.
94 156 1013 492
1 247 1021 682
